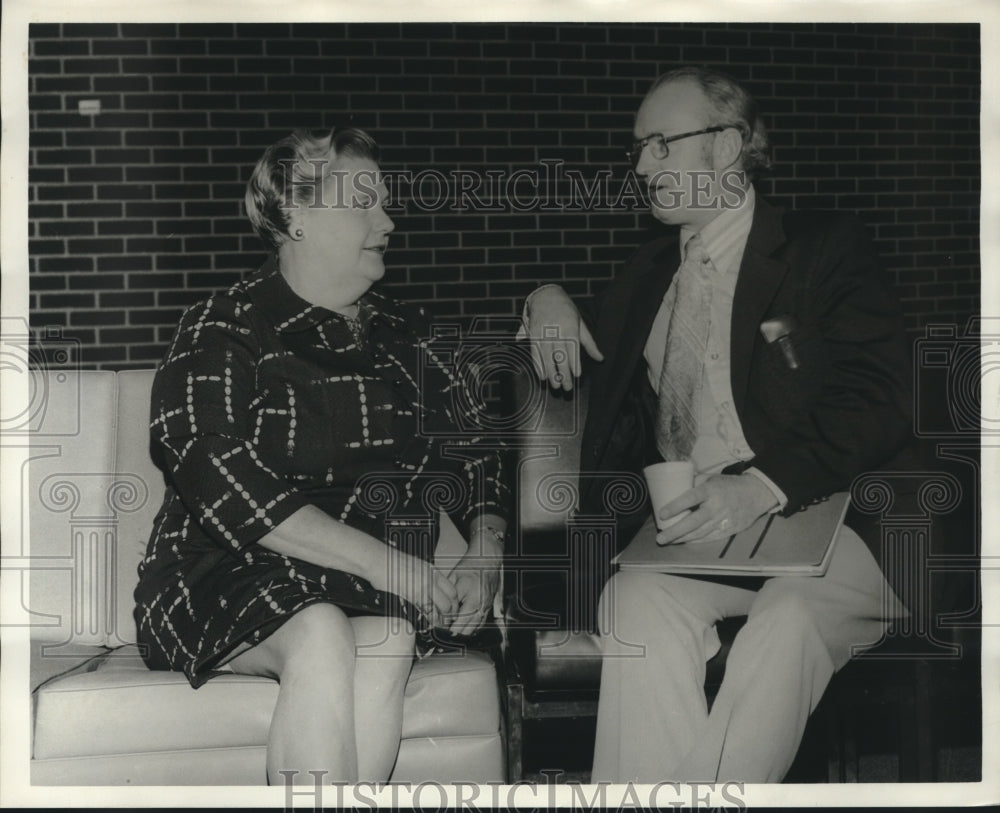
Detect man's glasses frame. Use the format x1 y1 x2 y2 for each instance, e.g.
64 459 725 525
627 124 744 167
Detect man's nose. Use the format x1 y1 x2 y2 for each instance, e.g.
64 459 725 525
634 145 656 180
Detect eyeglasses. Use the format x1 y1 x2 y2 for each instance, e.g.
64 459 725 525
627 126 729 167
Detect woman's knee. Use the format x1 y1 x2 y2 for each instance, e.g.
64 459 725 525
228 603 356 679
352 614 416 661
275 603 359 671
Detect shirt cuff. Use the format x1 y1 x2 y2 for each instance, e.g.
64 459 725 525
744 466 788 512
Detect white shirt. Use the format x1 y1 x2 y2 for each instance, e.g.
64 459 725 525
643 187 786 506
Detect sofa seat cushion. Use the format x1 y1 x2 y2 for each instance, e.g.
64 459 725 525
30 641 110 693
33 644 499 760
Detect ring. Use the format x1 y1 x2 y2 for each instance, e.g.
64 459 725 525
554 372 563 383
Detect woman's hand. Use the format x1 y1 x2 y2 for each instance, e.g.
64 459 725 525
447 530 504 636
370 548 459 628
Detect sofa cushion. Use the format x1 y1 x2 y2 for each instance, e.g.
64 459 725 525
29 640 110 693
28 371 118 647
397 648 501 740
31 732 505 786
33 644 499 760
31 745 268 786
111 369 162 646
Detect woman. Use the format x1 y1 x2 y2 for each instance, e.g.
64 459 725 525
133 127 509 784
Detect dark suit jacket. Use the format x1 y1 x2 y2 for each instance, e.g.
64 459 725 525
576 194 914 587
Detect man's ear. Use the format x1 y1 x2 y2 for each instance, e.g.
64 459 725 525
714 126 744 172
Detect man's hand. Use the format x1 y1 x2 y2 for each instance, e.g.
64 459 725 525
655 473 778 545
523 285 603 391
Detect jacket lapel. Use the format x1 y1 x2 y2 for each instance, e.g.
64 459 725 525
590 239 679 456
730 197 790 416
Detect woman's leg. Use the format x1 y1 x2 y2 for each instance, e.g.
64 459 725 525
228 602 360 784
350 615 416 778
226 603 414 784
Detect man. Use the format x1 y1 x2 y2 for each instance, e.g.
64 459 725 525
520 67 911 782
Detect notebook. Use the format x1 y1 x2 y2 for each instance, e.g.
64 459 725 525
612 492 851 577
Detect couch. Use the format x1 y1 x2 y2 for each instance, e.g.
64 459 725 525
25 369 505 785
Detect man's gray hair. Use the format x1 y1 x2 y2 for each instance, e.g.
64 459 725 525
650 66 773 179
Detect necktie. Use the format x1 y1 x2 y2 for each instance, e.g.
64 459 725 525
655 232 714 461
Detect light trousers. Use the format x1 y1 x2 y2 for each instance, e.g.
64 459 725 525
590 518 905 783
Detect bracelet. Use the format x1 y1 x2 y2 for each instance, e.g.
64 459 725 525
472 524 506 546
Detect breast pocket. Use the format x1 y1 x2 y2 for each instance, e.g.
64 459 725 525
762 319 825 374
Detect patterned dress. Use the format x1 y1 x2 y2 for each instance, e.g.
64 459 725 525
133 257 509 687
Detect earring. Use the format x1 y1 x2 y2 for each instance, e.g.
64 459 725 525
294 228 304 238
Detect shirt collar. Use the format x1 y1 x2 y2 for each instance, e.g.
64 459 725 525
245 255 409 334
680 185 756 274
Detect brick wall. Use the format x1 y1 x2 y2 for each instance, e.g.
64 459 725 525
28 22 980 369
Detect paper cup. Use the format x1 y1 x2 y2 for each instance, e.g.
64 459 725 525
643 461 695 531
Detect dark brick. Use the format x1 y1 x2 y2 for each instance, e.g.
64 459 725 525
130 308 185 325
126 201 182 218
81 346 129 365
71 310 126 326
39 293 97 309
30 167 66 184
35 148 93 165
88 112 152 129
38 220 95 236
98 219 154 235
96 184 155 201
155 254 211 272
129 345 171 363
29 58 61 76
127 237 184 253
97 254 154 271
33 39 91 56
28 24 62 37
29 239 65 255
36 76 93 93
160 289 209 306
30 203 64 219
63 58 121 74
68 166 124 183
29 308 69 326
99 327 156 343
64 131 122 148
99 291 156 307
128 272 185 290
37 256 94 273
30 131 64 148
123 93 182 111
92 39 149 56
